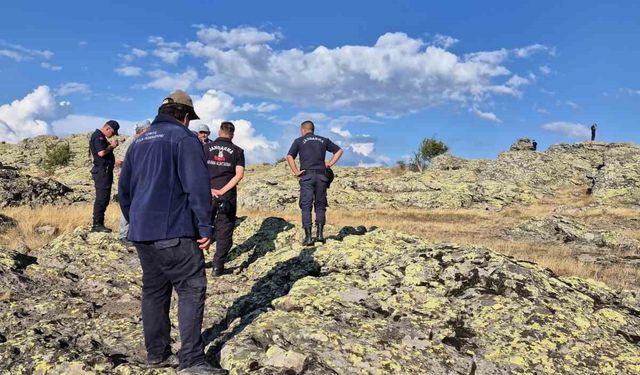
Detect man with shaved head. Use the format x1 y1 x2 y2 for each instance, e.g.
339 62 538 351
287 120 343 245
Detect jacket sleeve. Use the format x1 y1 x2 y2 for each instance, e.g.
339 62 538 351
118 155 132 222
177 135 213 239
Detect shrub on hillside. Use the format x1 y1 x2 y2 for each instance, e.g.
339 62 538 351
409 137 449 172
41 141 73 171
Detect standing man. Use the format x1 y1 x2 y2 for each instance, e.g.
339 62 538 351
591 123 598 141
204 121 245 277
115 120 150 242
89 120 120 233
119 90 225 374
287 120 343 246
196 124 213 145
532 139 538 151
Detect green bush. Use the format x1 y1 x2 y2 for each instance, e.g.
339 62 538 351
41 141 73 171
409 137 449 172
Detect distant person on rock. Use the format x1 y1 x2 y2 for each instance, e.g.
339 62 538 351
287 120 343 246
195 124 213 145
591 123 597 141
114 120 150 242
119 90 225 374
204 121 245 277
89 120 120 233
532 140 538 151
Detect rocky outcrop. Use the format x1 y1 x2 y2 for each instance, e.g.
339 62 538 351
239 142 640 210
1 218 638 374
510 138 536 151
506 215 640 267
0 163 73 207
1 135 640 210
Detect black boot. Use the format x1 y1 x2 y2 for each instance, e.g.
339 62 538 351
302 227 314 246
212 260 225 277
91 221 112 233
316 223 325 243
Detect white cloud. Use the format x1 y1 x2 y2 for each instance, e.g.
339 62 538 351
620 88 640 96
542 122 590 139
196 26 281 48
51 114 136 137
131 48 148 57
115 65 143 76
0 49 22 61
431 34 459 49
149 36 183 64
181 28 551 114
506 74 529 88
351 142 375 157
564 100 579 109
330 126 352 138
233 102 281 113
536 107 550 114
514 44 553 58
471 107 501 122
0 41 53 61
0 86 71 142
40 62 62 71
56 82 90 96
539 65 551 75
192 89 235 120
143 68 198 91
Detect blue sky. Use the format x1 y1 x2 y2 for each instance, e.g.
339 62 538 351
0 0 639 164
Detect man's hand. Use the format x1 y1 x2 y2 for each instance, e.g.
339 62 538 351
211 188 222 198
110 139 119 148
325 161 332 168
295 170 305 177
197 237 210 250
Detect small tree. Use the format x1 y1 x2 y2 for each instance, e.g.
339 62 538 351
409 137 448 172
41 141 73 171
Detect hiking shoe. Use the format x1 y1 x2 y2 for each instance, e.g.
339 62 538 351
302 227 314 246
147 354 179 368
178 362 228 374
91 224 112 233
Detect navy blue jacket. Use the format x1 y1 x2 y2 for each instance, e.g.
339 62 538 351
118 114 213 242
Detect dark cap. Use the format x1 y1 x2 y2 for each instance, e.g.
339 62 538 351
106 120 120 136
161 89 200 120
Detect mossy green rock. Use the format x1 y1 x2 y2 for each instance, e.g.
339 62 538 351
1 218 638 374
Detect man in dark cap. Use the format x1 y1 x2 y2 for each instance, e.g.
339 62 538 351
287 120 343 245
204 121 245 277
119 90 225 374
89 120 120 232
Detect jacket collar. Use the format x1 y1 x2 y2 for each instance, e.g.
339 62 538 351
215 136 232 143
151 114 186 127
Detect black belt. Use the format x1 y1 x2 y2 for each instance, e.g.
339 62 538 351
304 169 326 174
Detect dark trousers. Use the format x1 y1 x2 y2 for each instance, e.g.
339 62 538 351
135 238 207 369
591 131 596 141
299 171 329 228
212 193 237 265
91 165 113 226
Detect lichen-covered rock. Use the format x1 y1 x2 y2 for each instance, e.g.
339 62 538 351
0 214 17 232
2 134 640 209
510 138 536 151
506 215 640 270
1 218 638 374
0 163 73 207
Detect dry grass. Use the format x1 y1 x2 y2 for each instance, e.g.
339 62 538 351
0 205 120 250
1 201 638 290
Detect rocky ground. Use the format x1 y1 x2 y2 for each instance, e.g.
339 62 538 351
1 218 639 374
506 215 640 267
1 134 640 211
